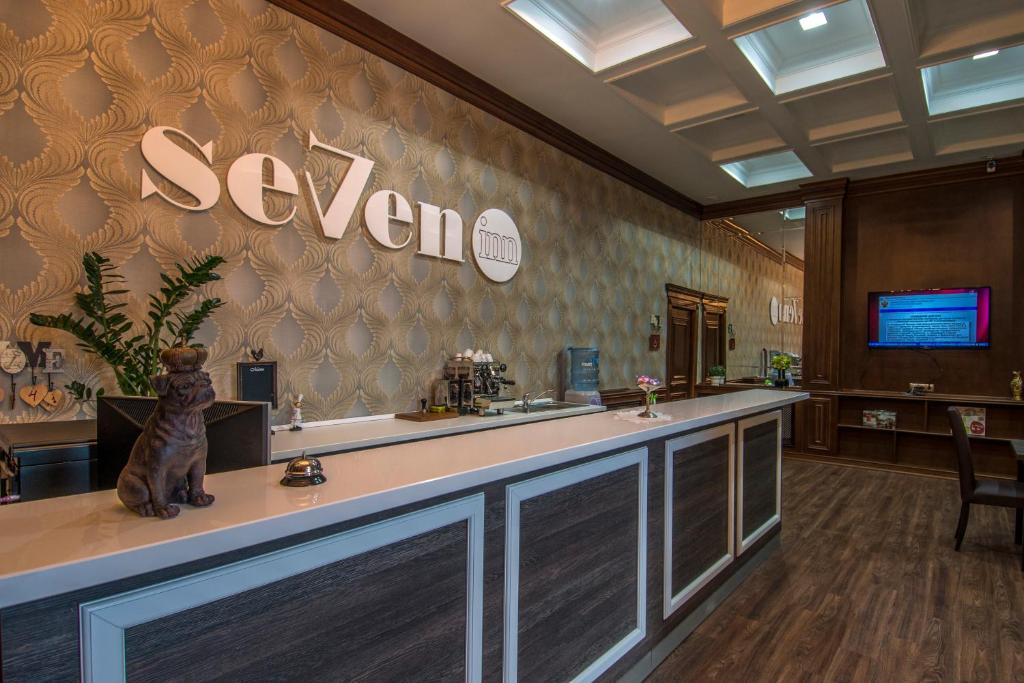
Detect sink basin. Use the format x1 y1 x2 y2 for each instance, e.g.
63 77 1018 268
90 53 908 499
508 401 584 414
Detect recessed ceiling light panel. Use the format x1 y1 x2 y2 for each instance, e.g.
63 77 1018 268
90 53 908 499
503 0 691 72
720 150 812 188
922 43 1024 115
799 12 827 31
733 0 885 95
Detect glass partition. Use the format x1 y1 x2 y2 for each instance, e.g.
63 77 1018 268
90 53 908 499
697 206 804 386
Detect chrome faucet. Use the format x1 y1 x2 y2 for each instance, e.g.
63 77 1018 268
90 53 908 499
522 389 554 413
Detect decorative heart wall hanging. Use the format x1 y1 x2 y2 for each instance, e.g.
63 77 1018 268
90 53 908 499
19 383 48 408
40 388 62 411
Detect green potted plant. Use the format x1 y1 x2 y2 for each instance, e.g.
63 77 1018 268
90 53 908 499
770 354 792 388
708 365 727 386
30 251 226 397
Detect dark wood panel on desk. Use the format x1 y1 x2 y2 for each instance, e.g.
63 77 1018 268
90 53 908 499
1 490 484 683
124 523 469 682
840 174 1024 397
515 464 641 682
669 435 731 597
1 422 785 683
741 419 778 539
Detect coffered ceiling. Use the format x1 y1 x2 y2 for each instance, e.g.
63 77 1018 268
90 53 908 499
345 0 1024 204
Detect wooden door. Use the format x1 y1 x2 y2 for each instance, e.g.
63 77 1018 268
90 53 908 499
702 307 725 374
666 290 699 400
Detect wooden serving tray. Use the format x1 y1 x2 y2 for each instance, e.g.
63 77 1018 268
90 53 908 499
395 409 461 422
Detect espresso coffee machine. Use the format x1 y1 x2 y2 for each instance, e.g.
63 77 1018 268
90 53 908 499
473 360 516 400
438 354 516 415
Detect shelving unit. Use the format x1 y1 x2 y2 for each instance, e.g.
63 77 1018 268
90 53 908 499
835 390 1023 478
696 383 1023 479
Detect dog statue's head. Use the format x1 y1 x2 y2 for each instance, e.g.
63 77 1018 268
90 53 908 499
153 370 216 412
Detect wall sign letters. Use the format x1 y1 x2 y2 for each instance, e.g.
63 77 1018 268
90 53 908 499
769 296 803 326
139 127 522 282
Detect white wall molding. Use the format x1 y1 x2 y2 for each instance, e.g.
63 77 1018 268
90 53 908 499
80 494 486 683
663 423 735 619
503 448 648 683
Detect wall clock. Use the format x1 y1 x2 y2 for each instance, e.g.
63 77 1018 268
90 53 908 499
1 346 26 375
1 346 26 410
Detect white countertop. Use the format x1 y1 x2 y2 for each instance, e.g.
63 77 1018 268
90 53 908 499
0 390 805 608
270 403 606 462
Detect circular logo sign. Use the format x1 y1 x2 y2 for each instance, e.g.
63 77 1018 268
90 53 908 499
471 209 522 283
769 296 780 326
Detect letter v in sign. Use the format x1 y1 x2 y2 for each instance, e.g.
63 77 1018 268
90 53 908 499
302 131 375 240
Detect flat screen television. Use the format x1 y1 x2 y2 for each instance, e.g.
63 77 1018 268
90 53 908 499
868 287 991 349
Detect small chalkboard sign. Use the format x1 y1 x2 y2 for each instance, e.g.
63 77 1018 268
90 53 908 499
236 361 277 408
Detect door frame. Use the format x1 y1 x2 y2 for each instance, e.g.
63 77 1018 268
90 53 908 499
666 284 729 397
666 285 701 400
701 293 728 376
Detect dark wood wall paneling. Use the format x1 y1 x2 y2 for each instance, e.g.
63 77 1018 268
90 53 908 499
804 395 836 455
800 178 847 392
841 174 1024 396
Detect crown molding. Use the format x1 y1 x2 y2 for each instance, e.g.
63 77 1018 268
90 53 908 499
701 189 804 220
708 218 803 271
703 154 1024 217
800 178 849 203
845 153 1024 197
268 0 702 217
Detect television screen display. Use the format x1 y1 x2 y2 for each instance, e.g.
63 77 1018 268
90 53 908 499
868 287 991 349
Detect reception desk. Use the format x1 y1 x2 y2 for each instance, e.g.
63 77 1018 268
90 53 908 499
0 389 805 682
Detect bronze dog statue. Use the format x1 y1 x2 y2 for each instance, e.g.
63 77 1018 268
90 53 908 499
117 347 216 519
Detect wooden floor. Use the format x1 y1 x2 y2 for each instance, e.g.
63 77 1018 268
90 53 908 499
648 459 1024 683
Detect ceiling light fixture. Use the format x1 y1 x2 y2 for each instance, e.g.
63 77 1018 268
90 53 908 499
799 12 827 31
972 50 1000 60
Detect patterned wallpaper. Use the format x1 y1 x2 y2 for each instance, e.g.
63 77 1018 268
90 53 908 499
0 0 797 424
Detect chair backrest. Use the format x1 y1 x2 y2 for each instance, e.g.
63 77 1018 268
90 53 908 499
947 407 976 500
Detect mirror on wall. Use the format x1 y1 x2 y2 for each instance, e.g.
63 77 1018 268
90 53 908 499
697 206 804 387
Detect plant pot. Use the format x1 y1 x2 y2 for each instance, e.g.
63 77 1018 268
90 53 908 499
160 345 209 373
709 376 725 386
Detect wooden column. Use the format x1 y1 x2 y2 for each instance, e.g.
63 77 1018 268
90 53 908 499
800 179 847 391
